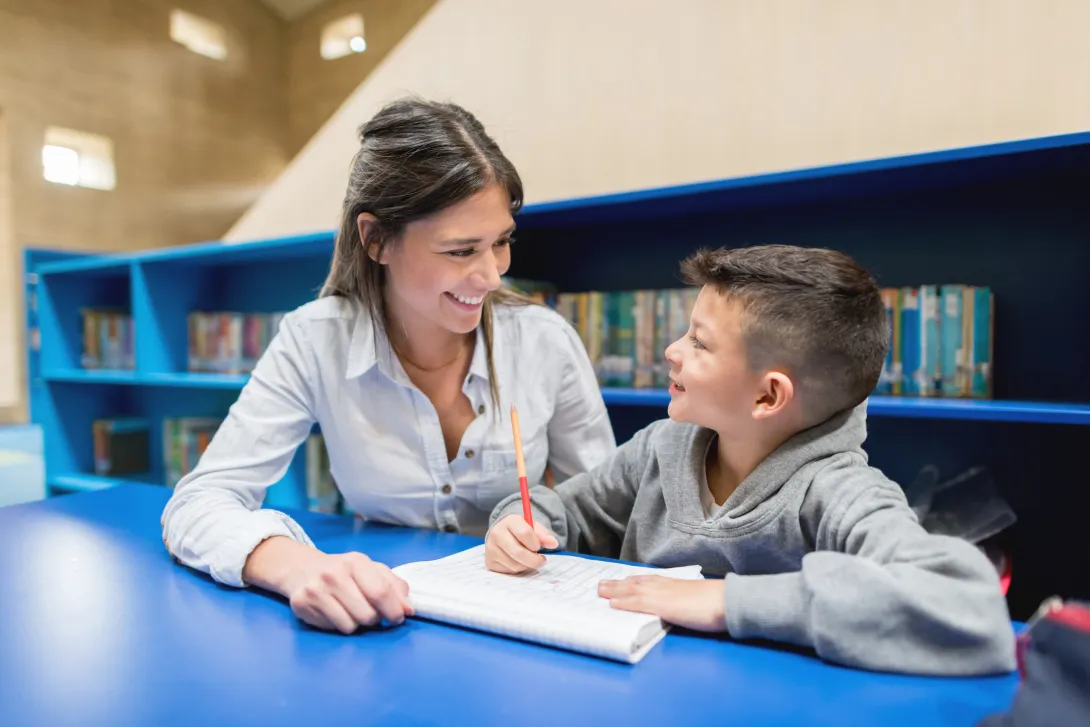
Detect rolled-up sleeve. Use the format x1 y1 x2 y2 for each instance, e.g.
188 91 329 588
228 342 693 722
545 321 616 483
161 314 318 587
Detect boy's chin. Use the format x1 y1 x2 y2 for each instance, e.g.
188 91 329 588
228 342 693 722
666 401 696 425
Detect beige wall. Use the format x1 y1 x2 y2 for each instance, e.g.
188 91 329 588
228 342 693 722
287 0 437 155
0 0 290 423
0 0 289 255
226 0 1090 243
0 0 433 423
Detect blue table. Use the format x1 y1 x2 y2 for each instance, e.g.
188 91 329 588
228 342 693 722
0 485 1018 727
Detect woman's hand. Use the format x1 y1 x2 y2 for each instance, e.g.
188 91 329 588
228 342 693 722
244 536 413 633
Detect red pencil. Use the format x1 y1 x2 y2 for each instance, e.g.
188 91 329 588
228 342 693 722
510 404 534 527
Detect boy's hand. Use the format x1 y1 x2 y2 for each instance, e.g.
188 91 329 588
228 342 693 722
598 576 726 632
485 514 559 574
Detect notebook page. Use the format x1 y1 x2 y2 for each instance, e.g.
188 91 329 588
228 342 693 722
394 545 703 662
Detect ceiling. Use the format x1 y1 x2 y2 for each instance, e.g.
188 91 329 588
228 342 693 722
257 0 330 21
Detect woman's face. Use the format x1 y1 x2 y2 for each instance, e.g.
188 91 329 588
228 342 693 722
367 184 516 338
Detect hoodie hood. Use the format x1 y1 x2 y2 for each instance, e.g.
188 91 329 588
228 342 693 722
658 400 870 528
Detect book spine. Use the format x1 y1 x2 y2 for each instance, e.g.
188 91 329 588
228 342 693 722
961 286 976 397
877 289 901 395
899 287 920 395
82 309 99 369
972 287 993 398
653 290 671 388
939 285 964 397
919 285 941 396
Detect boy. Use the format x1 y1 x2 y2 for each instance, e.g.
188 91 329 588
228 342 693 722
486 244 1015 675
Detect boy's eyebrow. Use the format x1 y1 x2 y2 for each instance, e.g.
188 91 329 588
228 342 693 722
438 224 516 247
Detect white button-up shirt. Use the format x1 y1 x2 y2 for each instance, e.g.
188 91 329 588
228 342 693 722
161 296 616 587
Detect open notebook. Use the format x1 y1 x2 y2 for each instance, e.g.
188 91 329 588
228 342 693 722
392 544 703 664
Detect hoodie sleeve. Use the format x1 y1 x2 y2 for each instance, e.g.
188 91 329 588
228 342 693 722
488 422 657 559
723 460 1016 676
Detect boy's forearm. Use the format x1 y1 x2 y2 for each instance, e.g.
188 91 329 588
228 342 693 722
723 547 1016 675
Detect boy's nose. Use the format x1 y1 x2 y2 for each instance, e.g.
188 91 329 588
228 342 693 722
664 340 682 364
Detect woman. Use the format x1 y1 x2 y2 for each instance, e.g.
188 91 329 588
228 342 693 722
161 98 616 634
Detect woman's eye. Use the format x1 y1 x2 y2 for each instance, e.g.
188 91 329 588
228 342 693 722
496 236 515 247
447 249 476 258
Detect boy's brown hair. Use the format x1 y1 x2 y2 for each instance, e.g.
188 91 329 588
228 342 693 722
681 244 888 422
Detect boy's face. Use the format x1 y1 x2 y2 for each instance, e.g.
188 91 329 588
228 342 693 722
664 286 769 433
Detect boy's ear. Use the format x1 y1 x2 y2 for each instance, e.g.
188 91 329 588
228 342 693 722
358 213 386 264
752 371 794 420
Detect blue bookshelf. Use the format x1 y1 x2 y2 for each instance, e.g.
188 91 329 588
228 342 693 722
24 130 1090 619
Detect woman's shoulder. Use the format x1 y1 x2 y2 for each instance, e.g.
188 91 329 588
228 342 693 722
286 295 361 325
493 301 577 344
278 297 371 355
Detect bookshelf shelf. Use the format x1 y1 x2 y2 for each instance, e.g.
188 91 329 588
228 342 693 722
38 373 1090 425
41 369 140 385
41 371 251 389
49 473 162 493
24 129 1090 621
602 389 1090 425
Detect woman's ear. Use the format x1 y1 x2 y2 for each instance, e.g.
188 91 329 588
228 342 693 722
358 213 383 263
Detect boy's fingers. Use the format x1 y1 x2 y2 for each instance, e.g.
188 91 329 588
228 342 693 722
498 528 546 570
509 519 542 552
487 541 531 574
534 523 558 549
493 549 530 574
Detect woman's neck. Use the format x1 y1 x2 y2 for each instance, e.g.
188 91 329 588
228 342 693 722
383 292 473 372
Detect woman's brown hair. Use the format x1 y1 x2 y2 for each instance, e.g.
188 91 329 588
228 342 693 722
320 97 529 407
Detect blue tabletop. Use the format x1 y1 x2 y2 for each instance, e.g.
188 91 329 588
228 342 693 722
0 485 1018 727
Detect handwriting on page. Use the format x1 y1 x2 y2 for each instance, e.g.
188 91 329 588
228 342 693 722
403 545 700 613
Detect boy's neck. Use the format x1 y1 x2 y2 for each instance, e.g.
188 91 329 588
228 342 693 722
706 427 793 506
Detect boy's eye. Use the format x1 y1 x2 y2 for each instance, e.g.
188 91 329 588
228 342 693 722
689 335 706 350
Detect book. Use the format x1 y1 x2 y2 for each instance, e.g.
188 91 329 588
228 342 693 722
970 286 994 398
91 417 150 476
305 433 341 513
392 544 704 664
900 288 921 395
940 285 965 397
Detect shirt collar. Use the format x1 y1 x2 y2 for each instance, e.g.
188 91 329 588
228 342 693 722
345 298 498 387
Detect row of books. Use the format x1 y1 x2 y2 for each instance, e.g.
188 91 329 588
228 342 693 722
187 311 287 374
92 416 223 486
91 416 339 513
505 280 700 388
877 285 993 398
506 279 994 399
81 308 135 370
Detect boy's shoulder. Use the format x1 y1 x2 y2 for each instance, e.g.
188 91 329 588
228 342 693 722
801 449 914 527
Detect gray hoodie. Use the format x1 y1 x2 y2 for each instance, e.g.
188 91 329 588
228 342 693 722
490 402 1016 675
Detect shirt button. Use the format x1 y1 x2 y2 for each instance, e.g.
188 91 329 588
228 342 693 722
477 405 485 415
443 524 457 533
465 449 475 459
441 484 452 495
